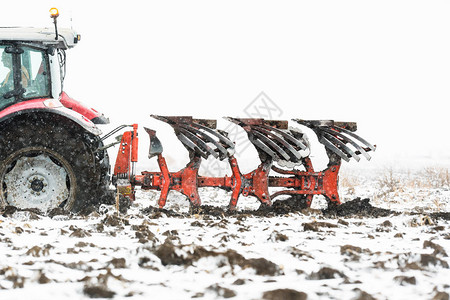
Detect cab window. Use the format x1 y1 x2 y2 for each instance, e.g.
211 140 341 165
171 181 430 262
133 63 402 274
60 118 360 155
0 45 50 109
21 47 50 99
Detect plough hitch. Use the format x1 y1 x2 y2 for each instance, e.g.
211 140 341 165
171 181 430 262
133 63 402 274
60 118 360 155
112 116 375 210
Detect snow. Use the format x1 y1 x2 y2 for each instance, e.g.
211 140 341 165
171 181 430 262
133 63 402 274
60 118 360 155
1 167 449 299
1 2 449 299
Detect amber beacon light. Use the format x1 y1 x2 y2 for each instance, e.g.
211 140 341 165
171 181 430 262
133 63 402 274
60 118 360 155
49 7 59 18
49 7 59 40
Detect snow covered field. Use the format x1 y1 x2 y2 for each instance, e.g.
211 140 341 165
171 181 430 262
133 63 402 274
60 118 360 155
0 167 449 300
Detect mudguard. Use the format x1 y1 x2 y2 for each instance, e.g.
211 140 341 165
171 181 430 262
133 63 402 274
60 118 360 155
0 98 102 136
59 92 109 124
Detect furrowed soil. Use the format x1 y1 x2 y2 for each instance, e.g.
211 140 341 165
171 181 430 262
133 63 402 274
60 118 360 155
0 170 449 299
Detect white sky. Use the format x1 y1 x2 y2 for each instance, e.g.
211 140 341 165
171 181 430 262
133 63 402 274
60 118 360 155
1 1 450 170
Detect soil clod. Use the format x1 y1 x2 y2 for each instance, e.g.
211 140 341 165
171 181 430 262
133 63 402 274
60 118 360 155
309 267 346 280
262 289 308 300
83 285 115 298
323 198 395 217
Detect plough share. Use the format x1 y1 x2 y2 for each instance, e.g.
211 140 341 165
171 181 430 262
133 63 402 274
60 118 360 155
113 116 375 210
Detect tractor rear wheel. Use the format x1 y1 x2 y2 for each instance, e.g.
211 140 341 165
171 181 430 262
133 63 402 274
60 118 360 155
0 119 109 213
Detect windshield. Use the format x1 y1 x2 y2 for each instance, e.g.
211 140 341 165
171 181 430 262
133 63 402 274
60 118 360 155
0 45 50 109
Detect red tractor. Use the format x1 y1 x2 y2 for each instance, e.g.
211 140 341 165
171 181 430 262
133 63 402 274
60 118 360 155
0 9 375 214
0 12 111 212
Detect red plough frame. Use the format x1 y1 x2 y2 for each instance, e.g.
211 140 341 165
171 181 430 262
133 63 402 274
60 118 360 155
113 117 374 210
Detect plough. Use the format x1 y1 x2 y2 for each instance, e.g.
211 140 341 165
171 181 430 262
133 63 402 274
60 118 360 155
113 116 375 210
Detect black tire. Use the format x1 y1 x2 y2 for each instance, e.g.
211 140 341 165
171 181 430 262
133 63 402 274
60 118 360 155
0 116 109 213
81 129 114 206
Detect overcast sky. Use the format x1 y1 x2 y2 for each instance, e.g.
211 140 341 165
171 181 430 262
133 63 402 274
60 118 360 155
1 1 449 170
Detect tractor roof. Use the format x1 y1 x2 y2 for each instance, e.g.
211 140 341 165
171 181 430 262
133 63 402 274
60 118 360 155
0 27 80 49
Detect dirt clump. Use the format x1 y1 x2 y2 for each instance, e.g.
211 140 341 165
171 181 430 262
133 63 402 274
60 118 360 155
152 240 282 275
190 220 204 227
1 205 42 219
188 246 282 275
309 267 346 280
420 254 449 268
83 285 115 298
267 197 309 214
262 289 307 300
190 199 308 217
154 238 188 266
1 206 18 217
207 284 236 298
268 230 289 242
303 222 320 232
432 226 446 231
241 197 309 217
341 244 363 255
154 240 230 267
245 258 281 276
78 205 98 216
141 206 183 218
108 258 126 269
47 207 71 218
432 291 450 300
103 215 128 227
191 205 227 218
37 271 51 284
5 273 25 289
394 275 416 285
26 245 52 257
162 229 179 237
75 242 96 248
207 218 229 229
232 279 246 285
138 257 159 271
429 212 450 221
340 245 366 261
288 246 313 260
338 219 349 226
380 220 393 227
353 288 377 300
424 240 448 257
69 226 92 238
131 224 157 244
323 198 395 218
303 221 337 232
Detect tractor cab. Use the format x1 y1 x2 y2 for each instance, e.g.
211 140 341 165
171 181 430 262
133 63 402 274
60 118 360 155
0 26 108 124
0 27 78 109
